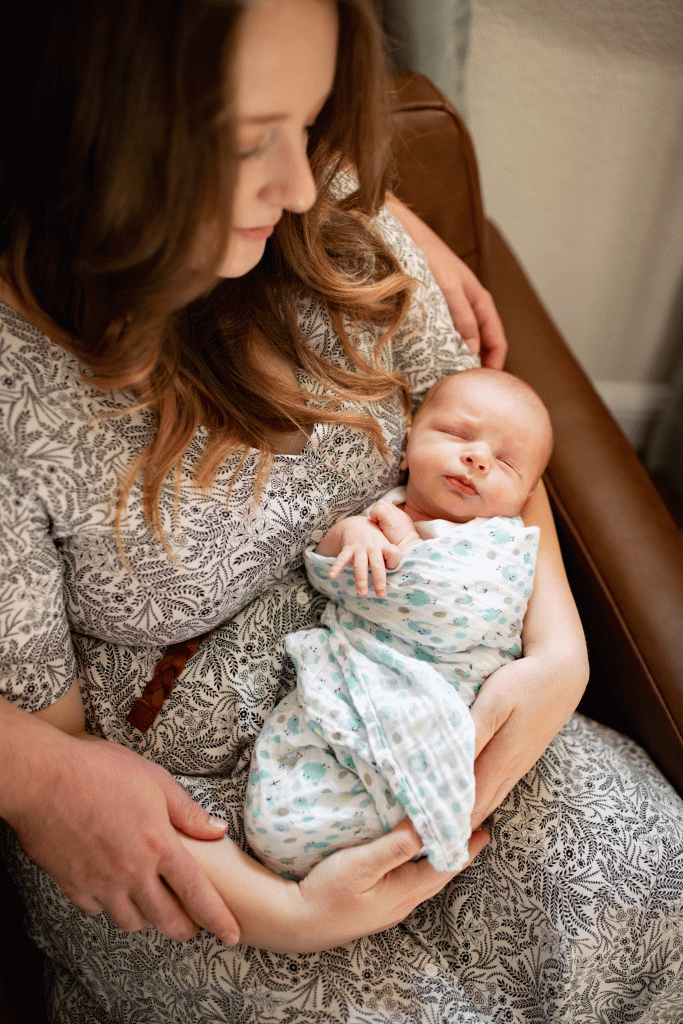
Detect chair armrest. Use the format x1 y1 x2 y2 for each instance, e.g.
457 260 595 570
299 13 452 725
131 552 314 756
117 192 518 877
390 71 683 793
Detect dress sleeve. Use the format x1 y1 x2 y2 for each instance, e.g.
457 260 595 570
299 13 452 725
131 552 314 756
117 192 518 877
371 203 479 408
0 451 76 711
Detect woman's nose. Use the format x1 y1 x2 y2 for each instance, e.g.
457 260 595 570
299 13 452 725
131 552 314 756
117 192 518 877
259 137 317 214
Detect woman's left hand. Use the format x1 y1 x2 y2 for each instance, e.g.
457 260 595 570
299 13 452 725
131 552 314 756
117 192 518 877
385 193 508 369
468 652 585 828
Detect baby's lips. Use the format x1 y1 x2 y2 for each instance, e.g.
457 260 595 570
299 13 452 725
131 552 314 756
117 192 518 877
446 475 478 497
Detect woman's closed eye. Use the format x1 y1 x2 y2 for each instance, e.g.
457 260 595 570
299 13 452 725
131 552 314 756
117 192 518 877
239 122 316 160
238 127 277 159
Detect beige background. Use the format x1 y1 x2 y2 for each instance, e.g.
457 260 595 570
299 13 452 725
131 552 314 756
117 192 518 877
466 0 683 444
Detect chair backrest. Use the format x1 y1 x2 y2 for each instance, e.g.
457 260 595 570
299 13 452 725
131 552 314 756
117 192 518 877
389 72 487 285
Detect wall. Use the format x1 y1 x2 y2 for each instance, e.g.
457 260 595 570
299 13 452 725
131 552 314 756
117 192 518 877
466 0 683 445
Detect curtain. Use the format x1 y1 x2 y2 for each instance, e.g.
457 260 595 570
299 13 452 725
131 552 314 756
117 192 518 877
377 0 472 118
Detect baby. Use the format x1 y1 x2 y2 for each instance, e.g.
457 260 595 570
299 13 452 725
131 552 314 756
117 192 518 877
245 368 553 878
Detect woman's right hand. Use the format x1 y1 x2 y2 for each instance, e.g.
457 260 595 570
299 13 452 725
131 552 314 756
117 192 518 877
292 820 490 951
1 701 239 945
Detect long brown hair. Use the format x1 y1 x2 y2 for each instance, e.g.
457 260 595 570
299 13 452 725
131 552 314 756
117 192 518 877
1 0 414 537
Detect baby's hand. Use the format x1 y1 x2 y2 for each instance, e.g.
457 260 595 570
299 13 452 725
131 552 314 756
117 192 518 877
325 516 401 598
369 499 421 552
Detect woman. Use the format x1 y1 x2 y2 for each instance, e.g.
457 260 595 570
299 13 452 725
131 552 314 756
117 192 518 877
1 0 681 1020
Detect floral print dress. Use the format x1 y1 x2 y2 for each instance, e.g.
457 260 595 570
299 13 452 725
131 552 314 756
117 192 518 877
2 206 683 1023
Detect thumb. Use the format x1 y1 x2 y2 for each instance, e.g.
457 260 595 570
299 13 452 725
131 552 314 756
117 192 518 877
384 544 402 570
345 819 422 888
469 681 514 760
161 775 228 840
445 297 480 354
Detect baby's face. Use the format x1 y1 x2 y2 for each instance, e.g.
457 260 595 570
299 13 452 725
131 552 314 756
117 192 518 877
402 375 548 522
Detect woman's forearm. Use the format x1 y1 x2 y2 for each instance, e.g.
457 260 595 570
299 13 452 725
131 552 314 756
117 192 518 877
468 481 588 825
177 832 307 952
521 480 589 678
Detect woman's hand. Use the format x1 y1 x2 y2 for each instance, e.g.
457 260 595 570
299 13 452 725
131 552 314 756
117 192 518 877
469 652 585 827
1 702 239 945
181 820 489 953
293 821 489 951
385 194 508 369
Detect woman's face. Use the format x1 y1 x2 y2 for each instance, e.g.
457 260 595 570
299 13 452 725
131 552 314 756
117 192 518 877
218 0 339 278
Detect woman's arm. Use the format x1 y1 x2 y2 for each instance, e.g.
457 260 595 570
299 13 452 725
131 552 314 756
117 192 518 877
385 193 508 369
0 688 239 944
179 822 489 953
468 481 589 825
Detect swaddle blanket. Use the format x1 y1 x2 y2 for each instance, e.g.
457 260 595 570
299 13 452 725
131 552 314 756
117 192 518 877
245 507 539 878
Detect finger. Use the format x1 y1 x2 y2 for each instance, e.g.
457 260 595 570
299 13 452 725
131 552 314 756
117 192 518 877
444 289 481 353
368 550 387 597
390 827 490 893
464 828 490 864
328 548 354 580
472 752 517 828
469 683 513 761
101 894 149 934
345 819 422 889
470 294 507 369
353 551 369 596
131 879 201 943
163 780 229 842
471 721 525 828
384 544 401 570
63 891 106 917
480 334 507 370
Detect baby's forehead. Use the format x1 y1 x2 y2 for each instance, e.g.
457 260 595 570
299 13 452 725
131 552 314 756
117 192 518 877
425 373 529 419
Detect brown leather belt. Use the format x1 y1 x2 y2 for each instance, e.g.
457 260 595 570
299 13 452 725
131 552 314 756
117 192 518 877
126 631 212 733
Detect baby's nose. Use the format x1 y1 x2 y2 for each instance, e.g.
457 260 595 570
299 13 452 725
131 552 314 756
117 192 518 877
462 448 490 473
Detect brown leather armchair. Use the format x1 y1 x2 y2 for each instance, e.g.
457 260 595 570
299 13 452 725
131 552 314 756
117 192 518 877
390 72 683 792
2 70 682 1024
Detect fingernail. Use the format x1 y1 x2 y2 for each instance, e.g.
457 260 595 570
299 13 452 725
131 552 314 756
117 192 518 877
221 930 239 946
209 816 227 831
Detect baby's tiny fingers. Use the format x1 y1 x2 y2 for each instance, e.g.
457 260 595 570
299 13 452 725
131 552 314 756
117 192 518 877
384 544 401 570
329 548 353 579
368 551 388 597
353 552 370 596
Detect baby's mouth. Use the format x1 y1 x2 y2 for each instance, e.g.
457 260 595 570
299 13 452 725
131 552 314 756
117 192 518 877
446 475 478 497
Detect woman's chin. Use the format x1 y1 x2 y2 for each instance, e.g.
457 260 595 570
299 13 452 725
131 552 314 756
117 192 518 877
216 239 268 279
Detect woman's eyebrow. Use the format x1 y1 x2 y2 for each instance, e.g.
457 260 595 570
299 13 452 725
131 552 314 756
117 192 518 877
240 113 288 125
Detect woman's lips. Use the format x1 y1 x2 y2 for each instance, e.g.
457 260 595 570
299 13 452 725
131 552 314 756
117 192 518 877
445 475 478 496
233 224 275 242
